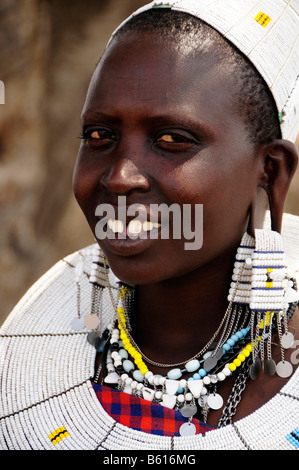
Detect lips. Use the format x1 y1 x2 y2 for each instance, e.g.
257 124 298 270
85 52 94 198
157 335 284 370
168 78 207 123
94 199 168 256
97 217 161 257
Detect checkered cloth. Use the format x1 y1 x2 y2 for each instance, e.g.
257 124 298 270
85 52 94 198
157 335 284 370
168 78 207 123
93 383 214 437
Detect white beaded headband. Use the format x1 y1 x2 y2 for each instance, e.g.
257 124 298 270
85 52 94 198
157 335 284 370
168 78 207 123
109 0 299 143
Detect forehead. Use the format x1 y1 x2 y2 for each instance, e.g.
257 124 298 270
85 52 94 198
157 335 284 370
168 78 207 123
83 31 238 124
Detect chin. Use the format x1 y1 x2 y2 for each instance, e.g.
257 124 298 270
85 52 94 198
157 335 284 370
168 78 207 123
108 261 161 286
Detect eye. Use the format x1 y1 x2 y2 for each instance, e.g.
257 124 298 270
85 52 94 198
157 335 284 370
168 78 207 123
155 132 199 152
157 134 187 143
80 127 117 148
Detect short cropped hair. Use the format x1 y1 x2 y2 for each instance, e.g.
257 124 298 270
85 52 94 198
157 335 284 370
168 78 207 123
113 9 281 146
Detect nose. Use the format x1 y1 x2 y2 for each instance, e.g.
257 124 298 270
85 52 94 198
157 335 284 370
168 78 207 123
100 157 150 196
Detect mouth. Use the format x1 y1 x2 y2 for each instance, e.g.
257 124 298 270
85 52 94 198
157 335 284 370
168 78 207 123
96 212 162 257
107 218 161 238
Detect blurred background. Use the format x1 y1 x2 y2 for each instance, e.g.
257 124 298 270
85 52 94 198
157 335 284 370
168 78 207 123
0 0 298 326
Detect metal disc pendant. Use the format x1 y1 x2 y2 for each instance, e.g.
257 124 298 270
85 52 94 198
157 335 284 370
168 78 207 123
84 314 100 329
276 360 293 378
212 347 223 361
179 422 197 437
249 357 261 380
281 332 294 349
214 347 224 360
93 336 106 352
180 404 198 418
265 358 276 376
87 331 100 346
71 317 85 331
203 355 218 371
207 393 223 410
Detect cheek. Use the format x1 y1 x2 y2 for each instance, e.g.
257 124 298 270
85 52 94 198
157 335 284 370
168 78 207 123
72 154 99 222
164 156 250 207
166 156 257 243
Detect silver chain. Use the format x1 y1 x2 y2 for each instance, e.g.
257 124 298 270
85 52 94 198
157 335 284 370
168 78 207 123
217 360 250 428
117 285 241 368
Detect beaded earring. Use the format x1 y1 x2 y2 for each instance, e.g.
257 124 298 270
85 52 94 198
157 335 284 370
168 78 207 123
226 232 255 337
248 228 298 379
90 228 299 432
227 228 299 380
228 232 255 306
71 244 110 351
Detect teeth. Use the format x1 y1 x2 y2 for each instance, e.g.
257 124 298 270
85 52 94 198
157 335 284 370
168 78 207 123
108 219 124 233
143 221 161 231
128 220 143 235
108 218 161 235
143 221 154 232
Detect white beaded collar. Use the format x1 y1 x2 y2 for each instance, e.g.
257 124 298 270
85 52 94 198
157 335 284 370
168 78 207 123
0 213 298 450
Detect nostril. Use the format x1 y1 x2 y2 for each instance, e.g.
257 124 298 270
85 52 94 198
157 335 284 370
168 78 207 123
100 158 150 195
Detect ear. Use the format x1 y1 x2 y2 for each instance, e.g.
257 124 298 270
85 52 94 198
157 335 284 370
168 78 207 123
259 139 298 233
247 186 268 237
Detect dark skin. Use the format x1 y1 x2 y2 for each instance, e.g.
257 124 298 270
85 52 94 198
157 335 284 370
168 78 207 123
73 31 298 427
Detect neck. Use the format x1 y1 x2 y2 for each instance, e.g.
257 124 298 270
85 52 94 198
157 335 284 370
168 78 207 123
130 248 236 366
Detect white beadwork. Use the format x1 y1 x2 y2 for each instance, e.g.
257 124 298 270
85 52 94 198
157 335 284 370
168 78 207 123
110 0 299 143
0 213 298 450
250 229 286 312
228 232 255 304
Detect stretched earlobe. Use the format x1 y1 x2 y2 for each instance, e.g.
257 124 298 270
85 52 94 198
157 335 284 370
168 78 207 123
247 201 255 238
259 139 298 233
247 186 269 237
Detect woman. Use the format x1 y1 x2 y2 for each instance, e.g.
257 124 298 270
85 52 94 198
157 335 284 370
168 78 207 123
1 0 299 450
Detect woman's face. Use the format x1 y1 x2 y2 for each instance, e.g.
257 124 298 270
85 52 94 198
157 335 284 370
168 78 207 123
73 31 263 285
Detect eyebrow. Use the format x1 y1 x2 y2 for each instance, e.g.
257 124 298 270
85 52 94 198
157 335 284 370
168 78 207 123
80 110 121 127
80 109 215 141
145 112 215 136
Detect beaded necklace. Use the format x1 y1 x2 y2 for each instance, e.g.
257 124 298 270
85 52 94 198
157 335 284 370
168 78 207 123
72 233 298 436
97 287 287 434
1 215 299 449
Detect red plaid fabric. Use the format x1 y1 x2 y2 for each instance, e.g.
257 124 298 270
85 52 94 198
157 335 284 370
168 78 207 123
92 383 214 437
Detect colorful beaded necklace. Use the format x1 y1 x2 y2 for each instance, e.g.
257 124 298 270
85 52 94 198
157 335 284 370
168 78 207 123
71 233 298 436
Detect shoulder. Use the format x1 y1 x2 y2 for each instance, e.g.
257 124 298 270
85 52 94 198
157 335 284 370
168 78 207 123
0 244 118 337
0 244 119 450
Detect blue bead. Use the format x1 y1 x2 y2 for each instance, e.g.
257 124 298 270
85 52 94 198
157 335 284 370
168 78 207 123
167 368 182 380
185 359 200 372
193 373 200 379
133 370 144 382
198 368 206 377
118 348 129 359
231 334 239 342
203 351 212 360
227 338 235 346
223 343 230 351
123 359 134 373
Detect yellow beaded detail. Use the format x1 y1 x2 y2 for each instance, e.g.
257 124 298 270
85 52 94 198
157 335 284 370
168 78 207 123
48 426 69 446
117 289 149 376
254 12 272 28
228 342 252 372
233 358 241 367
259 311 274 329
226 313 271 373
